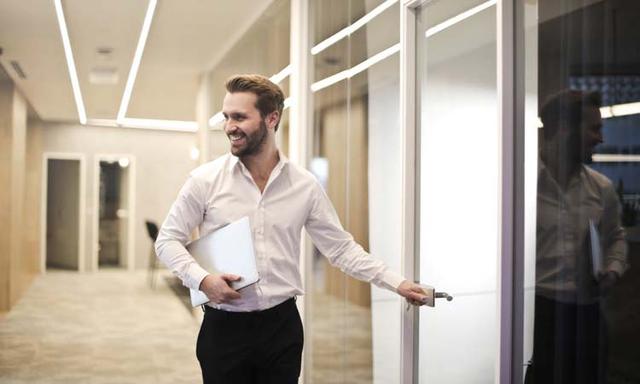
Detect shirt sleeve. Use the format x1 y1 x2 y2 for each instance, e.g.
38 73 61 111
601 183 629 277
154 176 210 290
304 182 406 292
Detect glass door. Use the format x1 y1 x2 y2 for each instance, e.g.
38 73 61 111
414 1 499 382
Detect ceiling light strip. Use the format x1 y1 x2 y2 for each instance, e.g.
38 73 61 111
87 117 197 132
592 154 640 163
53 0 87 125
425 0 496 38
270 65 291 84
311 43 400 93
117 0 158 122
311 0 398 56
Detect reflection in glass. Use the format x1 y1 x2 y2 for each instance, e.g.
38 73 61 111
523 1 640 383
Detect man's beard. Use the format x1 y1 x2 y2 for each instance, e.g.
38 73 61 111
231 120 268 158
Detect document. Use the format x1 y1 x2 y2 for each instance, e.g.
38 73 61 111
186 216 259 307
589 219 603 278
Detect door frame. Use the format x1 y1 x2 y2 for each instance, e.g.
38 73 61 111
398 0 521 382
92 154 136 271
40 152 87 273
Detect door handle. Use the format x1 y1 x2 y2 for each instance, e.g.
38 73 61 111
419 284 453 307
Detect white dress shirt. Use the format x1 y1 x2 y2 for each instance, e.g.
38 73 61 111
155 152 405 312
536 162 628 304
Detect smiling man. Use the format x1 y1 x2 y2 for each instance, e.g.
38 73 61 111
155 74 428 384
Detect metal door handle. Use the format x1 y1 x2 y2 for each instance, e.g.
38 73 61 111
419 284 454 307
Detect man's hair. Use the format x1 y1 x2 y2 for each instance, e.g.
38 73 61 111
225 74 285 131
539 89 602 141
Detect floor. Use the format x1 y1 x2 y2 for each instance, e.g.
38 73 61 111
0 270 203 384
0 270 375 384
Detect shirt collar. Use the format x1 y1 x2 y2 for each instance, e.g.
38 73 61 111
227 150 289 173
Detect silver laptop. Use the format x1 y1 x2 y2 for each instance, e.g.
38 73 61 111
186 216 259 307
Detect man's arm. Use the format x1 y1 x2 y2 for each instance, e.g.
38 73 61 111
598 184 629 290
155 176 211 290
305 182 428 305
155 176 242 304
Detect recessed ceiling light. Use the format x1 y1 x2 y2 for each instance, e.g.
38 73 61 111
53 0 87 124
117 0 158 123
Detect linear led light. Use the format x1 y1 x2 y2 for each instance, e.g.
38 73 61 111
270 65 291 84
600 102 640 119
208 66 291 128
592 154 640 163
87 118 197 132
425 0 496 38
311 0 398 56
311 43 400 93
117 0 158 123
53 0 87 125
601 101 640 118
208 112 224 127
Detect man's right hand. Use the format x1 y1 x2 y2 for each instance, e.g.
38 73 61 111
199 274 242 304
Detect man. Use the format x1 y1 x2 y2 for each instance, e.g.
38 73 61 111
526 90 628 384
155 74 429 383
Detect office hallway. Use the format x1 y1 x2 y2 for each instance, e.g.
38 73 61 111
0 270 202 384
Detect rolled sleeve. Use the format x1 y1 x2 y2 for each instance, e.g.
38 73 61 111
155 176 210 290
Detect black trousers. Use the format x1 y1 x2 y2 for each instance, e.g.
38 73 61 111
196 298 304 384
526 295 607 384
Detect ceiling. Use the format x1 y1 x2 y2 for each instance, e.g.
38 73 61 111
0 0 274 123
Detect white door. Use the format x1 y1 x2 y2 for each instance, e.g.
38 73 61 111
413 1 500 382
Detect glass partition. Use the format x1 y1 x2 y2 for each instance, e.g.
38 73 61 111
416 1 499 382
309 1 401 382
521 1 640 383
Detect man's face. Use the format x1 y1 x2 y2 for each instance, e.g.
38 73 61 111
222 92 268 157
578 106 604 163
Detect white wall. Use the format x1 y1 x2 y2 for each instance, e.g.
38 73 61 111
41 123 198 270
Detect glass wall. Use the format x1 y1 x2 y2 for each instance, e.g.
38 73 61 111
416 1 499 383
206 0 291 159
521 0 640 383
309 1 401 383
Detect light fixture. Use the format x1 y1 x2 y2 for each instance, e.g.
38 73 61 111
609 101 640 118
190 147 200 161
311 0 398 56
311 43 400 93
118 158 130 168
270 65 291 84
592 154 640 163
117 0 158 123
53 0 87 124
86 118 197 132
425 0 496 38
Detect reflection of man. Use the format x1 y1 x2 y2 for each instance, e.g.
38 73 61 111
527 90 628 384
155 74 429 384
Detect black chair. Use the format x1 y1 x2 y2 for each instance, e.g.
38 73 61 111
145 220 160 289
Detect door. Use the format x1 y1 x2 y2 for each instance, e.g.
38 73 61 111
46 158 81 270
414 1 499 382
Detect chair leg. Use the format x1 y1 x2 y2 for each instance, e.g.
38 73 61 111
148 246 157 289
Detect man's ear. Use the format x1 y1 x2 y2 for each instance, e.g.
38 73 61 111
267 111 280 130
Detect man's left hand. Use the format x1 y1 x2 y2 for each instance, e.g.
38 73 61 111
598 270 619 296
397 280 429 306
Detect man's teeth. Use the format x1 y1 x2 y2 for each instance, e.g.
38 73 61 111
230 134 244 141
